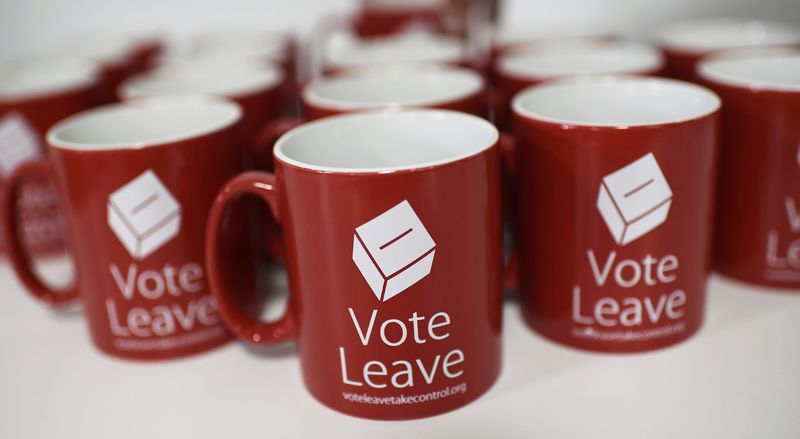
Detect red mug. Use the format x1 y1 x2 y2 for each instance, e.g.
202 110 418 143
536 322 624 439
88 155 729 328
2 96 257 360
512 76 720 352
179 28 296 79
354 0 445 37
118 58 285 169
206 109 503 419
44 33 154 104
493 38 664 131
0 56 101 256
302 64 487 120
171 29 297 114
698 48 800 287
656 18 800 82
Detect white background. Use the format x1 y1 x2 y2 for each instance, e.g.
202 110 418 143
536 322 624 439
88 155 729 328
1 261 799 438
1 0 799 438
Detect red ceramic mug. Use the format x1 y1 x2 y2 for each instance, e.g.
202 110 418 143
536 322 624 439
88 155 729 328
512 76 720 352
698 48 800 287
206 109 503 419
354 0 445 37
118 58 285 167
170 29 297 115
493 38 664 131
2 96 258 360
44 33 156 104
302 64 487 120
656 18 800 82
0 56 100 255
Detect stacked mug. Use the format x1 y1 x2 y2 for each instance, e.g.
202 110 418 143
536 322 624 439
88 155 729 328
1 10 799 422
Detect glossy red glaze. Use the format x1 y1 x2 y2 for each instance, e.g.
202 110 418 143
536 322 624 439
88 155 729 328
513 98 719 352
1 103 260 360
206 115 503 419
0 81 99 255
701 76 800 287
661 47 705 82
353 5 444 37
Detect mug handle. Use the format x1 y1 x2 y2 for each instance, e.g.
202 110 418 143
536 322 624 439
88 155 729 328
206 171 296 344
251 118 302 260
499 134 518 291
1 161 79 306
251 118 302 171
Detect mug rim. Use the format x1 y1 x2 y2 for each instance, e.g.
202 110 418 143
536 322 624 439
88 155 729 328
273 109 498 174
47 96 242 151
698 47 800 93
187 28 292 61
496 38 664 81
118 59 284 100
656 18 800 54
0 56 100 102
302 66 484 111
512 75 721 128
493 18 616 49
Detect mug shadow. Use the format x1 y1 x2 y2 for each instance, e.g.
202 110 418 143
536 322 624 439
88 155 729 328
241 342 298 359
48 305 83 320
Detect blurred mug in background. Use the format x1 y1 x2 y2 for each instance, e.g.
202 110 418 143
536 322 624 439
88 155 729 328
163 29 298 114
42 32 164 103
656 18 800 82
699 48 800 288
119 58 286 170
492 37 664 131
2 96 260 360
0 56 101 257
322 31 470 75
352 0 499 37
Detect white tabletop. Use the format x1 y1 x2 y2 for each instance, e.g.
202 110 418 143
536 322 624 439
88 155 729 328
0 258 798 438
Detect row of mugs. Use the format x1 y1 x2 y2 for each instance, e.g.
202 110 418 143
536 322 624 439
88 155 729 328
4 16 800 256
2 46 798 418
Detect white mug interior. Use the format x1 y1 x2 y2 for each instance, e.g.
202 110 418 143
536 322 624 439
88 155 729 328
698 48 800 92
304 66 483 110
513 76 720 127
657 18 800 53
48 96 242 151
274 109 498 172
498 38 663 80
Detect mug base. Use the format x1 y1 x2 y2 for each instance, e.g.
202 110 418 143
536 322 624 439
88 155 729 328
90 330 233 362
522 311 703 354
304 362 501 421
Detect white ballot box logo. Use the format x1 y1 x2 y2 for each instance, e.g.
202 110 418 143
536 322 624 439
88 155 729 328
352 200 436 302
597 153 672 246
108 170 181 260
0 112 41 177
